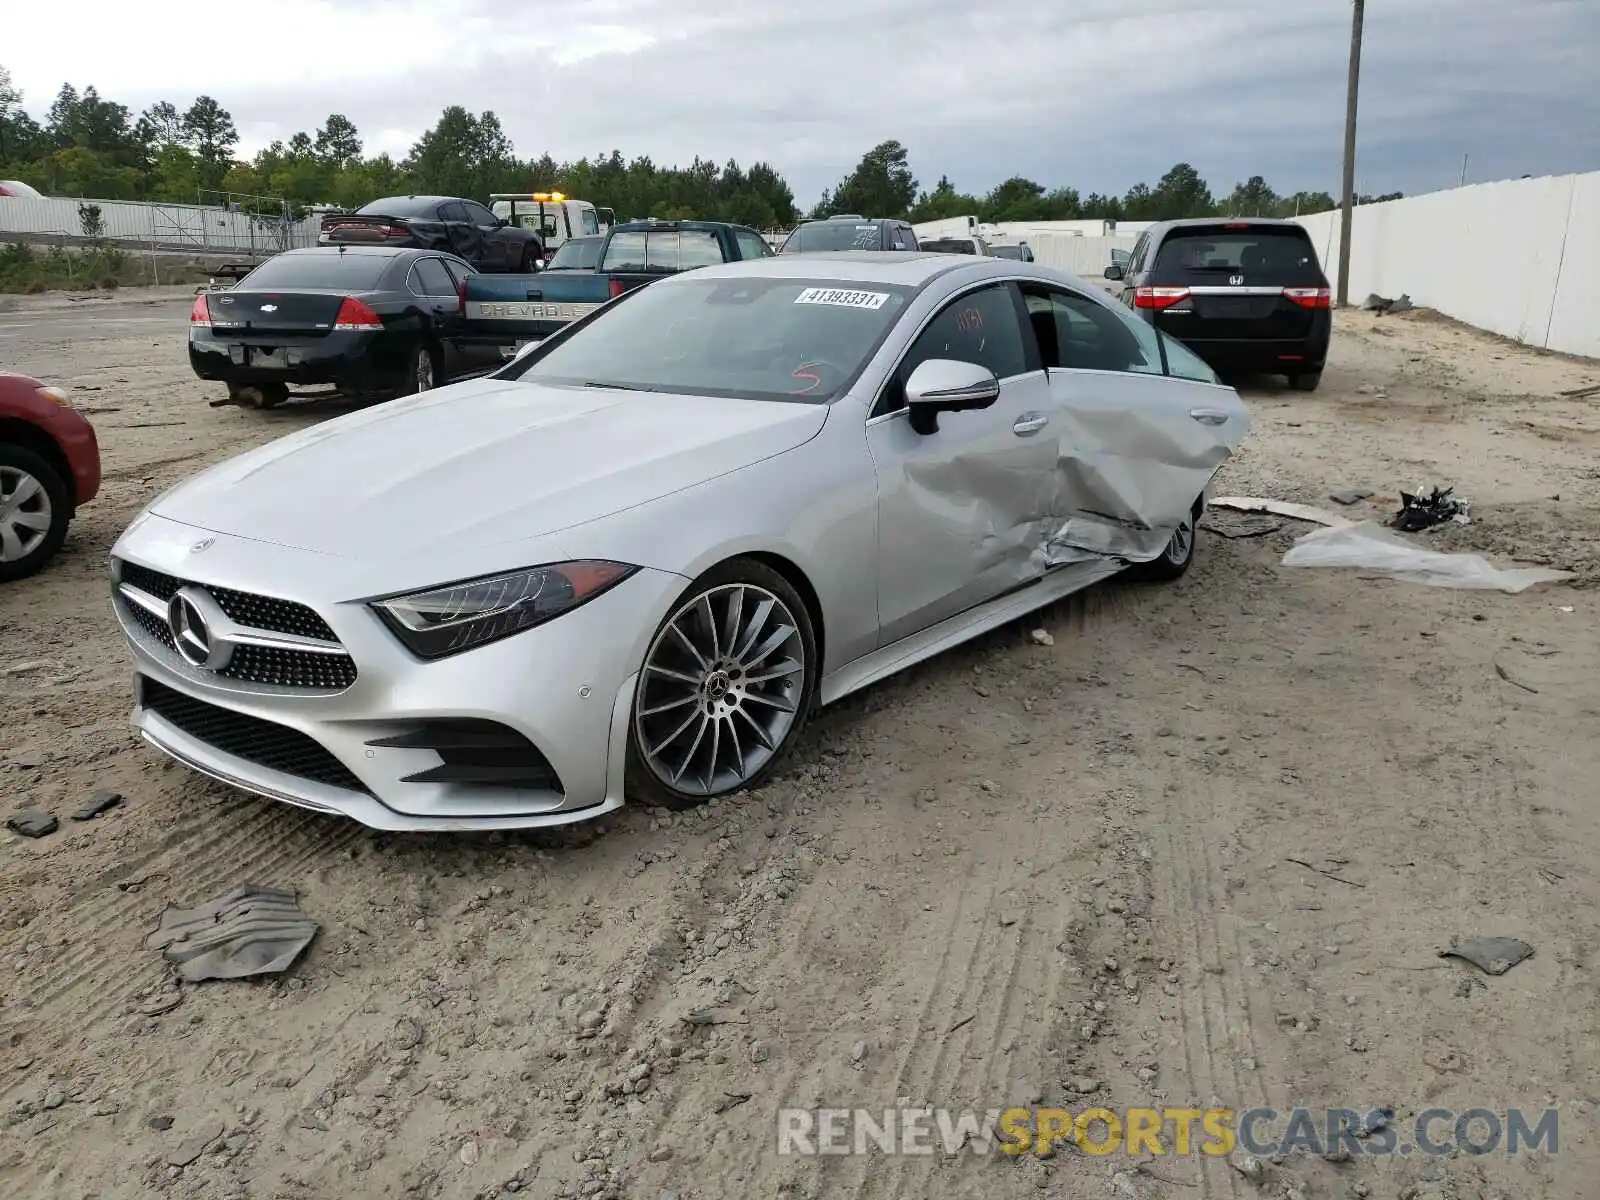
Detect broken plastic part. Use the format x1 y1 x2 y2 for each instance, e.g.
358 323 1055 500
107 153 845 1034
1281 522 1574 593
1439 936 1534 976
1210 496 1354 528
146 884 319 982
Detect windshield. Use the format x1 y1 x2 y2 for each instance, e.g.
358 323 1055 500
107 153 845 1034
1152 225 1325 286
547 237 601 270
601 229 725 272
922 239 979 255
355 196 438 218
513 276 911 403
238 252 390 290
781 222 883 253
991 245 1024 260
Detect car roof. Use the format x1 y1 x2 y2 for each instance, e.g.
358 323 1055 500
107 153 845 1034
613 219 750 233
803 216 899 225
1158 217 1307 231
366 195 452 205
662 252 1087 290
278 246 427 259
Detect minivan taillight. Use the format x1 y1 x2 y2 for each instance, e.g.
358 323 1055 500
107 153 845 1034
333 297 384 330
1283 287 1332 309
189 294 211 326
1133 286 1190 310
607 278 626 299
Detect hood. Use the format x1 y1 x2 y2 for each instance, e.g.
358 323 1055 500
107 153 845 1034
152 378 828 557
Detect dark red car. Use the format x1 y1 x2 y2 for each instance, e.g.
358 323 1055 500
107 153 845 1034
0 372 101 581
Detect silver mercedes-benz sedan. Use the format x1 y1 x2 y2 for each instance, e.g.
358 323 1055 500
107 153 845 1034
109 253 1250 831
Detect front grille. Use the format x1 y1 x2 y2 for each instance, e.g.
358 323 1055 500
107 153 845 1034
139 676 370 795
115 559 358 691
119 560 338 641
125 594 179 651
223 644 357 690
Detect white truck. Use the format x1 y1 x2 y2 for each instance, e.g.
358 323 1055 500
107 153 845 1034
488 193 616 265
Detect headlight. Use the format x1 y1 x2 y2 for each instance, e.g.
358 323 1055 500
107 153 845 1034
372 560 636 660
35 385 72 408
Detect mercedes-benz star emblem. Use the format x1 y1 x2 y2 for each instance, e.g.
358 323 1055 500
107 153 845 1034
167 587 234 671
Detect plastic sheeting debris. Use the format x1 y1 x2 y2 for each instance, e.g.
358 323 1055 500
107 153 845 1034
1281 522 1574 593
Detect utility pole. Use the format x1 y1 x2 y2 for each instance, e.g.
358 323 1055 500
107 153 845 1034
1336 0 1365 307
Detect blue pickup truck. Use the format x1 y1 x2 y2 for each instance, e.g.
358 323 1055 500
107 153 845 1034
460 218 775 354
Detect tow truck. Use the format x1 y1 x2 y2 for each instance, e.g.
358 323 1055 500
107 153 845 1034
459 218 774 357
488 193 615 265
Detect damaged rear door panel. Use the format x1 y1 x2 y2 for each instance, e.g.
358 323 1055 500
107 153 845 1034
1020 284 1251 563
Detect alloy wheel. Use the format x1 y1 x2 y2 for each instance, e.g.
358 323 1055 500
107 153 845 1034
635 583 807 797
0 466 53 563
1165 515 1194 566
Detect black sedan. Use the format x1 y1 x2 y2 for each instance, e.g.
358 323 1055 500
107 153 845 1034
318 195 543 272
188 247 505 408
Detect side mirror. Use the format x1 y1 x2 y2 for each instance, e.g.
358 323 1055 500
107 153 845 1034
1103 263 1125 281
904 358 1001 435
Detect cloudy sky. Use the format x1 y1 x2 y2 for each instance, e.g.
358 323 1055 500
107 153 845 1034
7 0 1598 205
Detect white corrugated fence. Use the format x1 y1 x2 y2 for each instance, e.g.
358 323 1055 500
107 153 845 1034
0 194 321 253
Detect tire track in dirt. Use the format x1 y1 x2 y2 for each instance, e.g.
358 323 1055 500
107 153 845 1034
1151 775 1250 1200
2 785 363 1077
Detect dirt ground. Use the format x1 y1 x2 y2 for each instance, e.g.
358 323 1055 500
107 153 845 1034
2 286 1599 1200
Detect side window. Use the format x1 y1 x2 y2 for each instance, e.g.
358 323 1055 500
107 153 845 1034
461 201 498 226
1158 331 1220 383
1023 287 1162 375
414 257 456 297
581 208 600 236
1127 233 1151 276
735 231 771 260
440 257 475 288
438 201 468 223
874 284 1029 417
896 226 918 250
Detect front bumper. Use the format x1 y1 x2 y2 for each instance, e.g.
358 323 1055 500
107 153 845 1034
111 520 688 831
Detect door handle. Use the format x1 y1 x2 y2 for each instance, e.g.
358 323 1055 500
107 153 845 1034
1189 407 1230 426
1013 412 1050 436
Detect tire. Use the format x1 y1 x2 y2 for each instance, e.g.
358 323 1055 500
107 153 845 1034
627 557 817 809
400 342 439 396
227 382 288 410
519 245 542 273
0 443 73 583
1126 504 1198 583
1290 369 1322 392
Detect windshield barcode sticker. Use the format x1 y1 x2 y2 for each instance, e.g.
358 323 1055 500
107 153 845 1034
794 288 889 310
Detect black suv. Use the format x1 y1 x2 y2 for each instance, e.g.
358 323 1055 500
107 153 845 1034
1104 218 1331 390
778 216 919 253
